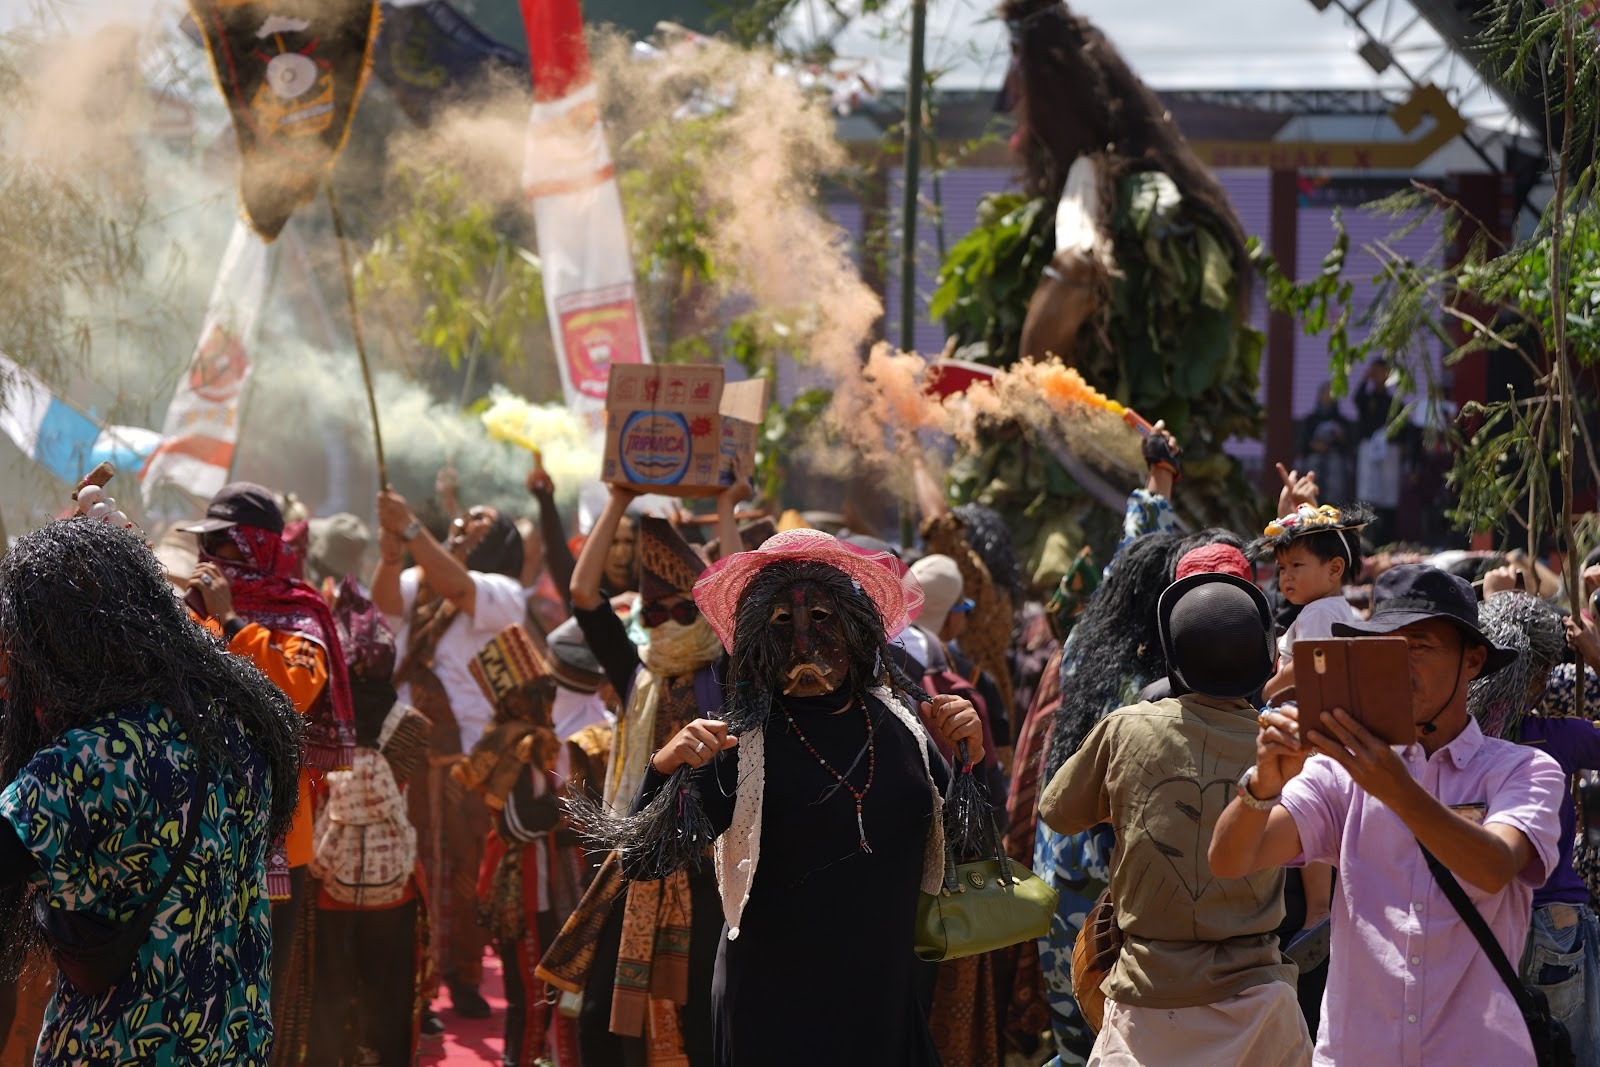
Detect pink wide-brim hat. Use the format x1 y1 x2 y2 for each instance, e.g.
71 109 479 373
692 528 925 650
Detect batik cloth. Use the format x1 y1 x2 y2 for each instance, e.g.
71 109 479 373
929 953 1000 1067
1111 489 1178 569
482 827 583 1066
0 704 274 1065
1035 818 1115 1066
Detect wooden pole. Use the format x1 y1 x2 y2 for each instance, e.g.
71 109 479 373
1552 3 1584 717
325 179 388 488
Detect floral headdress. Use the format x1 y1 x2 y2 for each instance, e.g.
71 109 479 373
1249 502 1375 565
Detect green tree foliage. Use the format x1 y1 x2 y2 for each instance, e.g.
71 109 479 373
1261 0 1599 627
0 32 164 387
357 166 545 372
930 176 1266 578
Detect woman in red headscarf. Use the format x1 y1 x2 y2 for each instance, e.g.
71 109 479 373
181 481 354 1064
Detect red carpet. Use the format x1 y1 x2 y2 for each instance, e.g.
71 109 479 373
421 951 507 1066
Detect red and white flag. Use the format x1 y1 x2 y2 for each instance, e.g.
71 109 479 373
518 0 650 420
141 219 272 504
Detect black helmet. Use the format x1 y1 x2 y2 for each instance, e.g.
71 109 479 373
1157 572 1277 699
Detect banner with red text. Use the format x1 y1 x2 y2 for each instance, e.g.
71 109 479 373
141 219 273 504
518 0 650 421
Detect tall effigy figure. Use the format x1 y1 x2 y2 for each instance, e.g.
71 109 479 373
936 0 1264 584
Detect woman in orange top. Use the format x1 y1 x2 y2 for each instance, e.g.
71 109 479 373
181 482 354 1063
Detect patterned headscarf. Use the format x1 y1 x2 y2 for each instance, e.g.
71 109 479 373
202 523 355 770
331 576 396 682
637 517 706 604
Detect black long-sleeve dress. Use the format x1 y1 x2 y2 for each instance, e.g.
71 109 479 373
637 687 950 1067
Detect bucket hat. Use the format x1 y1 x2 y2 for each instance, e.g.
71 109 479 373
1331 564 1517 677
910 554 965 636
546 617 607 694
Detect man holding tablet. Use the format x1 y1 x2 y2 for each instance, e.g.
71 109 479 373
1210 565 1566 1067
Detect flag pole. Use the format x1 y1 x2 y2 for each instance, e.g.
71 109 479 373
325 179 388 488
897 0 928 551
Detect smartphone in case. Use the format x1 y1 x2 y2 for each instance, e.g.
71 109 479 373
185 585 210 620
1292 637 1414 747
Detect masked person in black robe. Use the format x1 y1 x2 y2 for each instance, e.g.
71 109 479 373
588 529 986 1066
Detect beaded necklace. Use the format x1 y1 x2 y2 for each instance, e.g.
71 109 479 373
782 698 877 853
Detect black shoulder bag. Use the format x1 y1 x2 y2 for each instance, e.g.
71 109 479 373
1420 845 1575 1067
34 761 210 996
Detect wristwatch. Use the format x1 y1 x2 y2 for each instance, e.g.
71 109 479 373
1236 767 1282 811
400 520 423 543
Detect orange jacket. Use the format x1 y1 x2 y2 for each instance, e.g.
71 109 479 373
201 617 329 869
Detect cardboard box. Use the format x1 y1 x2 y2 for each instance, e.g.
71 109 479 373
602 364 769 497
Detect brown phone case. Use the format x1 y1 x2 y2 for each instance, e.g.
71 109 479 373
1292 637 1413 747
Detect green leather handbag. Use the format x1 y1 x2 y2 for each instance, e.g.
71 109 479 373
914 843 1059 962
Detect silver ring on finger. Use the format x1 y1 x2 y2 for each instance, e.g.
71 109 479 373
201 575 213 587
694 740 706 754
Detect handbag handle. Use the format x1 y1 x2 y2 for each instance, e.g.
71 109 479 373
945 740 1015 888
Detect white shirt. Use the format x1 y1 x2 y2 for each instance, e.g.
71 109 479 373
898 626 932 672
390 567 527 754
551 687 614 783
1278 593 1363 660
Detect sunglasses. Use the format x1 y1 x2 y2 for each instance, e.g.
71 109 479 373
200 531 233 556
949 598 976 616
643 601 701 628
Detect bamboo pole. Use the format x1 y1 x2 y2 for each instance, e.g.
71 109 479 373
1552 3 1584 717
325 179 388 489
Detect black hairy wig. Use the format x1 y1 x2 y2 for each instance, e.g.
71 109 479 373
1045 531 1182 779
954 504 1026 603
722 559 929 735
1001 0 1251 286
0 520 303 972
1175 527 1247 559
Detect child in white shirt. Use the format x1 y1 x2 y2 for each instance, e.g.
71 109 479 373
1250 502 1374 695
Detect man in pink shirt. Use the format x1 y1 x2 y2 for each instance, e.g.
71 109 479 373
1210 565 1565 1066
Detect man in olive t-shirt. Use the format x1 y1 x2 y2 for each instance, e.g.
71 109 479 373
1040 572 1311 1066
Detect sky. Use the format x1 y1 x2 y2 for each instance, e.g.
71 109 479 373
0 0 1508 126
803 0 1419 90
1 0 1432 89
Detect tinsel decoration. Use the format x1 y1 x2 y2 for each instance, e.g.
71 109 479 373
943 740 999 862
1468 591 1566 742
563 764 718 880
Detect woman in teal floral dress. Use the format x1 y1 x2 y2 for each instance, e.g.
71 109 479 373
0 519 303 1064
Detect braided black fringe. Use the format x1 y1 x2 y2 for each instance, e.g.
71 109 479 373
943 741 999 862
563 765 717 881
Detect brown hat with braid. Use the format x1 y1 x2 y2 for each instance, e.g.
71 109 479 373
638 516 707 603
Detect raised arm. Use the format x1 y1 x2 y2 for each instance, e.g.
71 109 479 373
571 486 638 611
713 473 753 561
1309 708 1548 893
527 464 577 607
375 488 479 617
